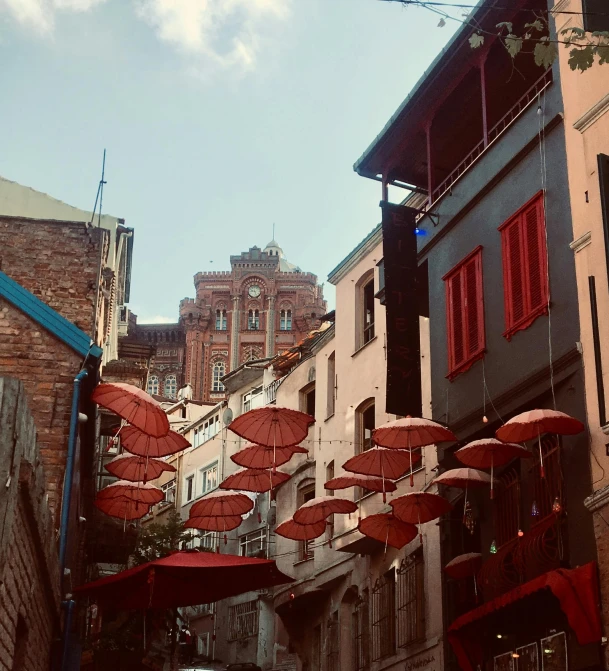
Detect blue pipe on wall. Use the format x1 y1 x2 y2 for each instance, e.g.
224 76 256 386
60 600 75 671
59 369 88 577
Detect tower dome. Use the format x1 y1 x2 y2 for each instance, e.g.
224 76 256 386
264 240 284 258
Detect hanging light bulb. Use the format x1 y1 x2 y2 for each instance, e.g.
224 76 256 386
490 540 497 554
482 415 489 423
552 496 562 513
531 500 540 517
518 529 524 537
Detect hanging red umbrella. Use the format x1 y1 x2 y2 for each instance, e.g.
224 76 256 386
231 443 308 470
275 517 327 541
455 438 532 498
73 550 293 610
495 409 584 477
324 473 398 494
94 496 151 520
184 516 243 532
97 480 164 505
433 468 491 489
105 453 176 484
358 514 417 550
120 425 190 458
190 490 254 518
390 492 453 539
444 553 483 580
293 496 358 524
229 407 315 448
92 383 170 437
373 416 457 449
343 448 420 502
220 468 291 493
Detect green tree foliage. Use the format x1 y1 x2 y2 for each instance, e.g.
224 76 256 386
131 509 197 566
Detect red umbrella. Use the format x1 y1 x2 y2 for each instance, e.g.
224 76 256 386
105 453 176 484
373 417 457 449
358 514 417 550
94 496 151 520
293 496 358 524
229 406 315 448
92 383 170 438
343 448 420 501
73 550 293 610
220 468 291 493
97 480 164 505
455 438 532 498
275 517 326 541
324 473 398 494
433 468 491 489
231 443 308 470
496 409 584 478
390 492 453 539
444 553 483 580
190 490 254 517
120 425 190 458
184 516 243 532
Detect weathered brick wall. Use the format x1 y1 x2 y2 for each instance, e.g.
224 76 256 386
0 378 61 671
592 508 609 668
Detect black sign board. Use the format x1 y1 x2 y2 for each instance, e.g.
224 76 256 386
381 201 422 418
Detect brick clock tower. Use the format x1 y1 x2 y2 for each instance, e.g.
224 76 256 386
134 240 326 403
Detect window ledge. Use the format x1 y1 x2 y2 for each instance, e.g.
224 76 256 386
324 413 335 423
352 336 377 358
293 557 314 566
446 349 485 381
503 305 548 341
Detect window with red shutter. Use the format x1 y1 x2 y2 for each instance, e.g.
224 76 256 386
443 246 485 380
500 192 548 339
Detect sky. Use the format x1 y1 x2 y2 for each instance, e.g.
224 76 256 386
0 0 460 323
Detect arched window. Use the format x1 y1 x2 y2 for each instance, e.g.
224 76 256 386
248 309 260 330
280 309 292 331
355 398 375 453
211 361 226 392
216 309 227 330
147 375 159 395
164 375 177 399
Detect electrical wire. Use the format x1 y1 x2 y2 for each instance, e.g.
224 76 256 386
379 0 609 18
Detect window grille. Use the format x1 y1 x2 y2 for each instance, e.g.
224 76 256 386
372 569 396 661
147 375 159 395
228 601 259 640
326 612 340 671
211 361 225 392
239 528 267 558
164 375 177 399
397 551 425 647
353 591 370 671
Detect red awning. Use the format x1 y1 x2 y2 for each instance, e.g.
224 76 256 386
447 562 602 671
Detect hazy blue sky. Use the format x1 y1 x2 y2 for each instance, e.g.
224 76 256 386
0 0 459 322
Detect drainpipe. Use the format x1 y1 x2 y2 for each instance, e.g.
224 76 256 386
59 369 88 577
60 600 75 671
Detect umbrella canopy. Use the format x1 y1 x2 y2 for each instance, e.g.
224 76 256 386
231 443 308 470
97 480 164 505
434 468 491 489
94 496 151 520
120 425 190 458
275 517 327 541
105 453 176 483
343 447 420 480
358 514 417 549
184 516 243 532
444 553 483 580
373 417 457 449
495 409 585 443
324 474 398 494
190 490 254 518
229 406 315 448
220 468 291 493
390 492 453 525
73 550 293 609
293 496 358 524
92 383 169 438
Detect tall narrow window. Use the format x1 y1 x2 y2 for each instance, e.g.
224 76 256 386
353 591 370 671
301 382 316 417
147 375 159 395
372 569 396 661
356 400 375 453
499 193 548 340
363 279 375 345
443 247 485 380
325 461 335 495
280 309 292 330
397 551 425 647
327 352 336 418
216 309 227 330
185 475 194 502
211 361 225 392
248 309 260 330
164 375 177 399
299 483 316 560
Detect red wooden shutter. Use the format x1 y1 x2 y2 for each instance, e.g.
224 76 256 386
503 219 525 329
523 197 547 312
465 257 480 357
449 272 464 369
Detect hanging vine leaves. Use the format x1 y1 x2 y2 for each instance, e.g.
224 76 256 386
469 33 485 49
534 38 558 69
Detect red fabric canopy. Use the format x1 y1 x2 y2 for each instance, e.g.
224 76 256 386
447 562 601 671
74 550 293 610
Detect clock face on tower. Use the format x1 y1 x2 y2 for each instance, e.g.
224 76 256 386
248 285 261 298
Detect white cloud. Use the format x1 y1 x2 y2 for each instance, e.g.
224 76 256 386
0 0 107 33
